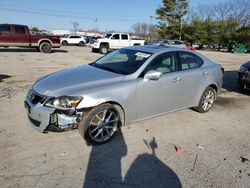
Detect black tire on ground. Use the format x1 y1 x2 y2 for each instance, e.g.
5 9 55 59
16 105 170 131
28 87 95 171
39 42 52 53
79 41 85 46
193 86 216 113
78 103 123 145
62 40 68 45
99 44 109 54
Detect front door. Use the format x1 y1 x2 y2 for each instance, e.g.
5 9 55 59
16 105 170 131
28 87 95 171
136 52 185 119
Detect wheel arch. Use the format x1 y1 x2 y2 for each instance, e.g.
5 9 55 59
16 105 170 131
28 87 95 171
100 101 125 126
38 39 53 46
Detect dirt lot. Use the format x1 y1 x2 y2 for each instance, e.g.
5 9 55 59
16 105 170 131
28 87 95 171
0 46 250 188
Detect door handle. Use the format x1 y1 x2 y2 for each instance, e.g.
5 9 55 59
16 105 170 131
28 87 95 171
202 71 208 76
173 77 182 83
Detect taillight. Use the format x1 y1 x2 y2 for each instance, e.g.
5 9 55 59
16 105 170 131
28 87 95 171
221 67 225 74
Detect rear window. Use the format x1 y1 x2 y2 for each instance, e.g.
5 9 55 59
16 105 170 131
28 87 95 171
0 25 11 33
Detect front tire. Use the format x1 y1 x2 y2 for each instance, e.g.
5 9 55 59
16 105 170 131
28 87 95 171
78 104 121 144
79 41 85 46
62 40 68 45
39 42 52 53
194 87 216 113
99 44 108 54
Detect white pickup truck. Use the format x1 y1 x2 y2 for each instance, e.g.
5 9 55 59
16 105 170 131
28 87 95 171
91 33 145 54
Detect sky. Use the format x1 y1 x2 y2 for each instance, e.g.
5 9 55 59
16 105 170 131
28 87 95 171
0 0 227 32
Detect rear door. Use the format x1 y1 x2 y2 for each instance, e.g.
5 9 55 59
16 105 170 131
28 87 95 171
0 24 12 45
176 51 206 106
12 25 30 46
120 34 130 48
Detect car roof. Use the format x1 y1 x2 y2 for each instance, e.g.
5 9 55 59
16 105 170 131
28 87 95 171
125 45 187 54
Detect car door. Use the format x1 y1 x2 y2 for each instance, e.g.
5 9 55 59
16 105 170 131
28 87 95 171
175 51 206 107
136 52 185 119
0 24 12 46
110 34 120 49
120 34 130 48
12 25 30 46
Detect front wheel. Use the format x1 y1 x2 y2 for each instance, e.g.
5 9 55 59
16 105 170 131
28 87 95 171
194 87 216 113
99 44 108 54
39 42 52 53
78 104 121 144
79 41 85 46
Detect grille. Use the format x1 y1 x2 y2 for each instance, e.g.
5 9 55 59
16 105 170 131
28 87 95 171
28 90 47 105
50 113 57 124
28 116 41 127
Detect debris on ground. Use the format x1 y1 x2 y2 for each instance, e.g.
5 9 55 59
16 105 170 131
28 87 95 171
174 145 184 154
191 153 199 171
240 156 249 163
60 152 67 157
196 144 204 150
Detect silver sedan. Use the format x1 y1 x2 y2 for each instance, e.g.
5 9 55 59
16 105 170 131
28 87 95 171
24 46 223 144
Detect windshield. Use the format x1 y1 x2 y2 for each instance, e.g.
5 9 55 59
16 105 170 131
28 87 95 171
105 34 112 38
90 49 152 75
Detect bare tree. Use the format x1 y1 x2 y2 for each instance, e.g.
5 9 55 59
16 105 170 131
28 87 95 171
71 21 79 35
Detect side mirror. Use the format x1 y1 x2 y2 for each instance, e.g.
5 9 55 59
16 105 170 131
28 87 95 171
144 70 162 81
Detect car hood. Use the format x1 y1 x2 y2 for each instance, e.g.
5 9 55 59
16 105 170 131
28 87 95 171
33 65 125 96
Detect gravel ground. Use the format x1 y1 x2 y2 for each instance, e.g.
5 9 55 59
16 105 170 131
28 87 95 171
0 46 250 188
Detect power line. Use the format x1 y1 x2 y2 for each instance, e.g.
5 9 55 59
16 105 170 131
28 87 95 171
0 4 144 23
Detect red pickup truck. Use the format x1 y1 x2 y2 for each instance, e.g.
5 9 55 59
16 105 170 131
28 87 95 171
0 24 60 53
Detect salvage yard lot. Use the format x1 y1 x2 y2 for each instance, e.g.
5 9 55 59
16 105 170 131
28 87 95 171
0 46 250 188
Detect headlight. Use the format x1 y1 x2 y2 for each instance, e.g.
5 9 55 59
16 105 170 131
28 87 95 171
44 96 83 110
239 66 248 73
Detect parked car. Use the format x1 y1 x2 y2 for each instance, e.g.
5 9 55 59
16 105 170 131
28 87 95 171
153 39 187 48
0 24 60 53
238 60 250 90
24 46 223 144
91 33 145 54
60 35 87 46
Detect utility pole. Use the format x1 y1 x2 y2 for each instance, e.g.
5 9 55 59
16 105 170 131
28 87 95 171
149 16 154 42
94 18 98 37
179 0 186 41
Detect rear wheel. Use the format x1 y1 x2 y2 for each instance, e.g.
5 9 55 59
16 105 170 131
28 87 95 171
78 104 121 144
62 40 68 45
194 87 216 113
99 44 108 54
39 42 52 53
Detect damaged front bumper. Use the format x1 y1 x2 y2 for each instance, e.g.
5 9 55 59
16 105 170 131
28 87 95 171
24 91 83 133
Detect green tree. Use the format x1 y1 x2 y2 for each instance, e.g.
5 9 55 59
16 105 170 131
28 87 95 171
30 27 39 32
156 0 188 40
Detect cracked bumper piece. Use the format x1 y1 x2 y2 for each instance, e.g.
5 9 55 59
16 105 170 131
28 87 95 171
24 99 81 132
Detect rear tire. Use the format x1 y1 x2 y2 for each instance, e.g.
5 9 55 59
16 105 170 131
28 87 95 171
99 44 108 54
39 42 52 53
62 40 68 45
78 104 122 145
193 87 216 113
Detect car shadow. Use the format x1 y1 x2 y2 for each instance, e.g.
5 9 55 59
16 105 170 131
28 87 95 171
223 70 250 96
0 47 68 53
82 128 182 188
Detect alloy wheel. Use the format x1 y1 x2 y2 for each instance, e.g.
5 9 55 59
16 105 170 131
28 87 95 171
88 109 118 142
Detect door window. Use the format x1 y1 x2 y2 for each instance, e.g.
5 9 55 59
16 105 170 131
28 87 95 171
111 34 119 40
0 25 11 33
121 34 128 40
144 53 177 74
15 26 25 34
178 52 203 70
